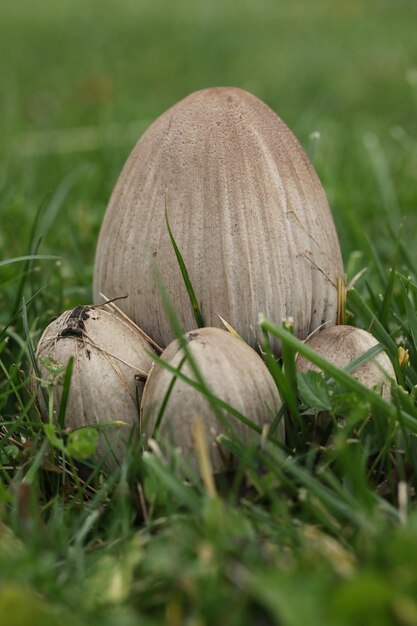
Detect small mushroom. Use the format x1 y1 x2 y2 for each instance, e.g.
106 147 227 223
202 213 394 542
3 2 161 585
141 327 284 473
34 305 155 466
296 325 395 399
94 87 343 355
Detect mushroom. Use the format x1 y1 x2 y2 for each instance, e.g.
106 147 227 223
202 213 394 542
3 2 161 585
141 327 284 473
34 305 155 467
296 325 395 399
94 87 343 355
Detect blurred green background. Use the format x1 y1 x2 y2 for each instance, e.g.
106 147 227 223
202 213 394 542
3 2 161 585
1 0 417 305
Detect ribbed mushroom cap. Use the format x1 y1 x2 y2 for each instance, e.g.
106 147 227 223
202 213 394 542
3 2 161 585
34 306 155 467
94 87 343 354
296 325 395 399
141 327 284 473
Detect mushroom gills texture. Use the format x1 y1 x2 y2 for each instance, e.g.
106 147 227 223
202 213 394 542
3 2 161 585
141 326 284 473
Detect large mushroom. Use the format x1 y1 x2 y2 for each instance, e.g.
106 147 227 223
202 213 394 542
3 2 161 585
94 87 343 355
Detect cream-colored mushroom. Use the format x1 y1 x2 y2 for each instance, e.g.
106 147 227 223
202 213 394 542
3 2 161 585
296 325 395 399
94 87 343 355
141 327 284 473
34 305 155 467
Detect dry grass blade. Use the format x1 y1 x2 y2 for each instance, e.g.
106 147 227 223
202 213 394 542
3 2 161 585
337 274 347 325
218 315 243 340
193 416 218 498
99 292 163 353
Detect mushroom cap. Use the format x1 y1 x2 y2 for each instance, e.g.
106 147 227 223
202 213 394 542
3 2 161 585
34 306 155 466
141 326 284 473
94 87 343 355
296 325 395 398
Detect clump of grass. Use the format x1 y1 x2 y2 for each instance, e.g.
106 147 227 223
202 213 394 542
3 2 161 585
2 200 417 626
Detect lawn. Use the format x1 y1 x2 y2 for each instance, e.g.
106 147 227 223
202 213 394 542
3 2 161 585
1 1 417 624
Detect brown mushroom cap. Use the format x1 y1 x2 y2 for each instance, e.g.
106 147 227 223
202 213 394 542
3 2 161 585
296 325 395 398
94 87 343 354
141 327 284 473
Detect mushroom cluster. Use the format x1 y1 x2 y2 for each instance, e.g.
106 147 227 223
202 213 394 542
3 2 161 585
33 87 394 471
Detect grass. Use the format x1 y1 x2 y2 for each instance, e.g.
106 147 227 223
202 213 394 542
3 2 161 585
1 0 417 624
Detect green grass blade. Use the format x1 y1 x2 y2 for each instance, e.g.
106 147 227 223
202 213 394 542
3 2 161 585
261 328 300 445
21 296 48 412
398 239 417 275
343 342 386 374
0 254 60 268
23 439 49 485
0 286 46 340
262 441 376 530
165 202 204 328
57 356 74 429
21 296 38 375
143 454 201 510
378 264 397 327
347 288 398 356
261 328 293 409
280 319 300 422
10 196 47 315
401 280 417 352
153 354 187 433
